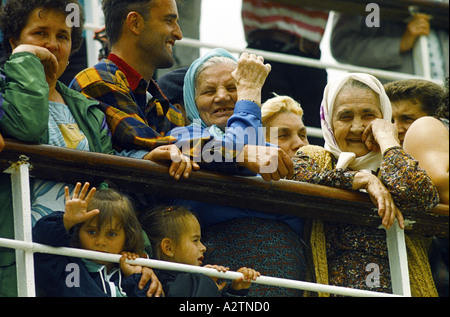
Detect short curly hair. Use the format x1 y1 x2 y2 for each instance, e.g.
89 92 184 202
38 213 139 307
101 0 153 47
384 79 445 116
435 77 449 120
0 0 85 58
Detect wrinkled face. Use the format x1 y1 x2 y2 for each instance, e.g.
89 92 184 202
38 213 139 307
79 216 126 265
171 216 206 266
195 63 238 130
391 99 428 145
332 88 383 157
10 8 72 80
265 111 309 158
139 0 182 70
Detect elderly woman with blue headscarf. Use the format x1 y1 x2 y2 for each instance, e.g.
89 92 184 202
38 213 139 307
169 49 307 297
168 48 293 181
291 73 439 296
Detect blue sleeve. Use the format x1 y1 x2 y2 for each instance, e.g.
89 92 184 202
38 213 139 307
224 99 265 146
32 212 87 297
121 274 150 297
115 149 149 159
169 100 264 174
222 284 249 297
32 212 72 247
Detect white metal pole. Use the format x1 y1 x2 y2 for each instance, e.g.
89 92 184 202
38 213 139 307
0 238 402 297
4 160 36 297
385 221 412 296
412 35 432 79
177 38 442 83
83 0 103 67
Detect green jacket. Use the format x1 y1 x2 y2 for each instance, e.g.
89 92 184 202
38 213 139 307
0 52 113 153
0 52 114 296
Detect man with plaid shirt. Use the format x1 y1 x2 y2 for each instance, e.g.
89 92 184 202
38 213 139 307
71 0 293 181
70 0 198 180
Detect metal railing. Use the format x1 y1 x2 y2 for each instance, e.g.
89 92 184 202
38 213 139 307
83 5 446 140
1 2 447 297
0 237 402 297
1 140 448 297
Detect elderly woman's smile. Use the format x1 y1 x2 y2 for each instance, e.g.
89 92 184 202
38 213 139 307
212 106 234 117
332 88 383 157
195 63 237 130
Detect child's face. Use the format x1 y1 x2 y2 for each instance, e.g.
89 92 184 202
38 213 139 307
79 215 126 265
172 216 206 266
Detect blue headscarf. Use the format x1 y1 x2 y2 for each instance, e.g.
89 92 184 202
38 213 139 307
183 48 238 138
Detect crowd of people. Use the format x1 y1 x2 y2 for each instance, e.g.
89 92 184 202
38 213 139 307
0 0 448 298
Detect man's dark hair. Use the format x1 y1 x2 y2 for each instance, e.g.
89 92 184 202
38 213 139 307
384 79 445 116
435 77 449 119
0 0 85 58
101 0 153 47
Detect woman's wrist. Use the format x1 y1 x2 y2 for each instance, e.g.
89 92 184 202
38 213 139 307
378 138 401 156
352 171 373 191
237 87 261 106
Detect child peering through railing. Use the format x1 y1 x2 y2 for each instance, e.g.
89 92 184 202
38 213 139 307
0 139 448 297
0 177 404 297
32 182 160 297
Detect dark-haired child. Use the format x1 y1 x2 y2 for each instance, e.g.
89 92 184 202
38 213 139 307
140 205 260 297
33 182 161 297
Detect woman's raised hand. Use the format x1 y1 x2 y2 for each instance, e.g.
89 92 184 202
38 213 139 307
362 119 400 154
231 52 272 106
12 44 59 83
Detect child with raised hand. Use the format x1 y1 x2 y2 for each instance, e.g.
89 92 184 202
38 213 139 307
33 182 162 297
140 206 260 297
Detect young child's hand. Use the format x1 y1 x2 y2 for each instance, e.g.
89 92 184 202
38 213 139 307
119 252 143 278
63 182 99 231
231 267 260 291
204 264 229 291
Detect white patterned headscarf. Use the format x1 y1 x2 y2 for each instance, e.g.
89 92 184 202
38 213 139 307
320 73 393 173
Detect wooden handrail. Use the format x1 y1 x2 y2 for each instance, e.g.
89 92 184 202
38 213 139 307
1 139 448 237
268 0 449 29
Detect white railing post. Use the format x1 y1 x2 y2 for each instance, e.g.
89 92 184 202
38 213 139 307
385 221 411 296
4 157 36 297
176 37 443 84
83 0 103 68
412 35 432 80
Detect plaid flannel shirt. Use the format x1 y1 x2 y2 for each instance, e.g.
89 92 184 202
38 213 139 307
70 54 185 151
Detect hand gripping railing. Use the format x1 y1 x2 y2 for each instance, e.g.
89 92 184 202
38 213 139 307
1 140 448 297
0 238 402 297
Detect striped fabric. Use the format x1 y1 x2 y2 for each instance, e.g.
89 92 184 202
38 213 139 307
242 0 329 44
70 55 185 151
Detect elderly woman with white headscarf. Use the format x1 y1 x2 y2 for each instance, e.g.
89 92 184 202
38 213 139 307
291 73 439 296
